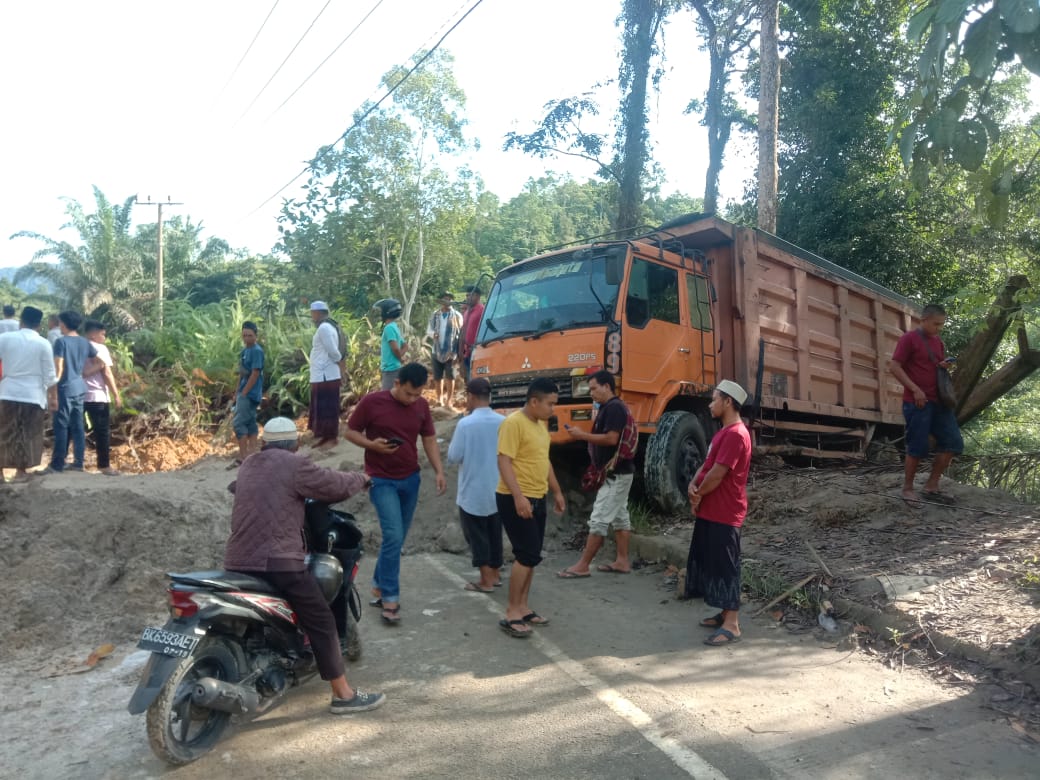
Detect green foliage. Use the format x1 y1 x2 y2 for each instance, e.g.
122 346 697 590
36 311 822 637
896 0 1040 223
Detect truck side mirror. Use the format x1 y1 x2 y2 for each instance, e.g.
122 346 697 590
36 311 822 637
605 246 625 286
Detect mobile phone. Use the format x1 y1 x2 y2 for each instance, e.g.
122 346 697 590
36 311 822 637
386 437 404 447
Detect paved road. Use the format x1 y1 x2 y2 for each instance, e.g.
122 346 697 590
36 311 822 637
4 551 1038 779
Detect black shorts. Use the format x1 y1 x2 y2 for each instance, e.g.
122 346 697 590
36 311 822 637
496 492 546 567
459 508 503 568
432 356 456 381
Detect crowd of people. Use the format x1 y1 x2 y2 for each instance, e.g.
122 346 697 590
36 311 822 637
0 306 122 483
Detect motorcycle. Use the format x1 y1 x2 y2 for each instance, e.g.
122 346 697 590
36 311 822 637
127 501 364 765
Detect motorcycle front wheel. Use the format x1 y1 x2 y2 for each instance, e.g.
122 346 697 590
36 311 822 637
145 636 244 765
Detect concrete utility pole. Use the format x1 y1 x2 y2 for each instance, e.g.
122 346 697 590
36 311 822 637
134 195 183 327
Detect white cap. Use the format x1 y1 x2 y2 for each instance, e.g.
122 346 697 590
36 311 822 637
716 379 748 406
309 300 329 312
262 417 299 441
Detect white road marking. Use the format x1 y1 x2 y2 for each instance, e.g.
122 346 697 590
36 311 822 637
423 554 729 780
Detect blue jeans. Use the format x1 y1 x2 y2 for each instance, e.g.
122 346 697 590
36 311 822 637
369 471 421 602
51 390 86 471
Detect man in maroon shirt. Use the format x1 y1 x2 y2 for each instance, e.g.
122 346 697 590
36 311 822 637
889 304 963 503
459 286 484 382
345 362 447 625
684 380 752 647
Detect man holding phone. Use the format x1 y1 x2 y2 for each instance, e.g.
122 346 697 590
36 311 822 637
345 362 447 625
889 303 963 504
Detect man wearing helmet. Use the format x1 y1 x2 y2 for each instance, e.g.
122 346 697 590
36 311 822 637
225 417 386 714
375 299 407 391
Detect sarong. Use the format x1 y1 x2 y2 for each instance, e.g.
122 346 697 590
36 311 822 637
0 400 45 469
683 517 742 611
308 380 341 441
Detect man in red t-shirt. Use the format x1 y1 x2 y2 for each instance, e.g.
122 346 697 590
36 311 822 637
889 304 963 503
685 379 752 647
345 362 447 625
459 286 484 382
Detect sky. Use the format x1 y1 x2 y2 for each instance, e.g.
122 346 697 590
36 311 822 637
1 0 753 268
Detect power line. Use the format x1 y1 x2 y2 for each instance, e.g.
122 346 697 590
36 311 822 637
235 0 335 125
214 0 281 101
247 0 487 217
268 0 389 118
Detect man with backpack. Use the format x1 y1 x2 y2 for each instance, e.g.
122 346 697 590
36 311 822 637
558 370 637 577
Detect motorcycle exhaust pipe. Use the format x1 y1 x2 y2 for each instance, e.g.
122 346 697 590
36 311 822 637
191 677 260 715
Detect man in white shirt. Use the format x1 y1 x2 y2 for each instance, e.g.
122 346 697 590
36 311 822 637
308 300 343 450
82 320 122 475
0 305 19 333
0 306 58 482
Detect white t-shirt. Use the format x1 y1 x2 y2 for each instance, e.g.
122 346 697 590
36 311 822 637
0 329 58 409
0 318 19 334
84 341 113 403
48 327 61 345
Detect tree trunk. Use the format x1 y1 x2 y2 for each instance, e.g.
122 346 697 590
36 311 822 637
703 51 729 215
757 0 780 232
952 275 1030 410
616 0 660 235
957 330 1040 425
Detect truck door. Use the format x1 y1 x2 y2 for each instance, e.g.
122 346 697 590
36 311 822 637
621 256 694 396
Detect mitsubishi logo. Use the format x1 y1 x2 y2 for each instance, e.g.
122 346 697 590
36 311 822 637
521 357 531 369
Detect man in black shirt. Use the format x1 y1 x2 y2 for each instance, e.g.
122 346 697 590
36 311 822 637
558 370 636 577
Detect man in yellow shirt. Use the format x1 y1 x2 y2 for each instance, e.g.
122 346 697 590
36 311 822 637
496 377 566 637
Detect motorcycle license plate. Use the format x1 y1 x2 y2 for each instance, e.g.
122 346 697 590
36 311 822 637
137 626 200 658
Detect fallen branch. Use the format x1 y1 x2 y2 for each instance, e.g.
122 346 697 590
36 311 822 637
752 574 816 617
805 542 834 579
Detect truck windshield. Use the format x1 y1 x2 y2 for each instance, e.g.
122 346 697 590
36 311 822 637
478 252 621 343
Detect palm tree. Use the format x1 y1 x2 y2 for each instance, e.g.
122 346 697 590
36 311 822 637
11 185 146 326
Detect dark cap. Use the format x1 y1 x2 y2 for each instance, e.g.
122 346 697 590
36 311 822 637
466 377 491 397
462 285 482 296
438 291 455 300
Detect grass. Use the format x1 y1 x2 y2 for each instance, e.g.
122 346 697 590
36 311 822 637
742 561 816 610
627 500 659 535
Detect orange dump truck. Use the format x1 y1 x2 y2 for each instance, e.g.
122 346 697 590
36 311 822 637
470 213 920 512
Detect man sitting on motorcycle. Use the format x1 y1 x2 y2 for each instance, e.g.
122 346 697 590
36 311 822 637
225 416 386 714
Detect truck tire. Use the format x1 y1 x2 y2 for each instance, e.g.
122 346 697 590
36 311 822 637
644 411 707 515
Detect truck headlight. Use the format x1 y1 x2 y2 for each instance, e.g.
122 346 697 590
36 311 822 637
572 377 590 397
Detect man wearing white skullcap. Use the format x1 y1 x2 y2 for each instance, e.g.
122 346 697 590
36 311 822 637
684 379 752 647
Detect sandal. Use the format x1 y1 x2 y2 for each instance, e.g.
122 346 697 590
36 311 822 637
921 490 956 505
381 605 401 625
699 612 725 629
464 582 494 593
369 598 383 609
704 627 741 646
521 612 549 626
499 619 531 638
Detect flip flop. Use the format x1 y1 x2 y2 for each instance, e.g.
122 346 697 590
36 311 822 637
464 582 494 593
556 569 591 579
699 612 725 628
499 619 531 638
369 598 383 608
381 605 401 625
521 612 549 626
596 564 631 574
704 628 741 646
921 490 956 505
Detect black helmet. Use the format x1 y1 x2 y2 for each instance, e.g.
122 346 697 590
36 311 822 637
374 298 402 320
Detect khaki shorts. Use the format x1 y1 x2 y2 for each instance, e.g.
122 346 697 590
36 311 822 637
588 473 634 536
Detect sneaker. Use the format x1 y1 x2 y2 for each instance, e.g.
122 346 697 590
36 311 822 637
329 689 386 715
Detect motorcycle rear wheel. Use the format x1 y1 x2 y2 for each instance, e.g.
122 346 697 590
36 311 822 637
145 636 244 765
344 610 362 662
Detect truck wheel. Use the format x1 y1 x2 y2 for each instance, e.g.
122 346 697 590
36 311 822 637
644 411 707 515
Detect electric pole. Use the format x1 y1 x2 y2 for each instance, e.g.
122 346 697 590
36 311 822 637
134 195 183 327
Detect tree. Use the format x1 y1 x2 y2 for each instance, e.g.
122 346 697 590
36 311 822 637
756 0 780 231
896 0 1040 224
279 49 479 326
685 0 758 214
11 186 146 325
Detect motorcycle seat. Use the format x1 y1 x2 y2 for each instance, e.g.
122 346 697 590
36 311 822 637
168 570 279 594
